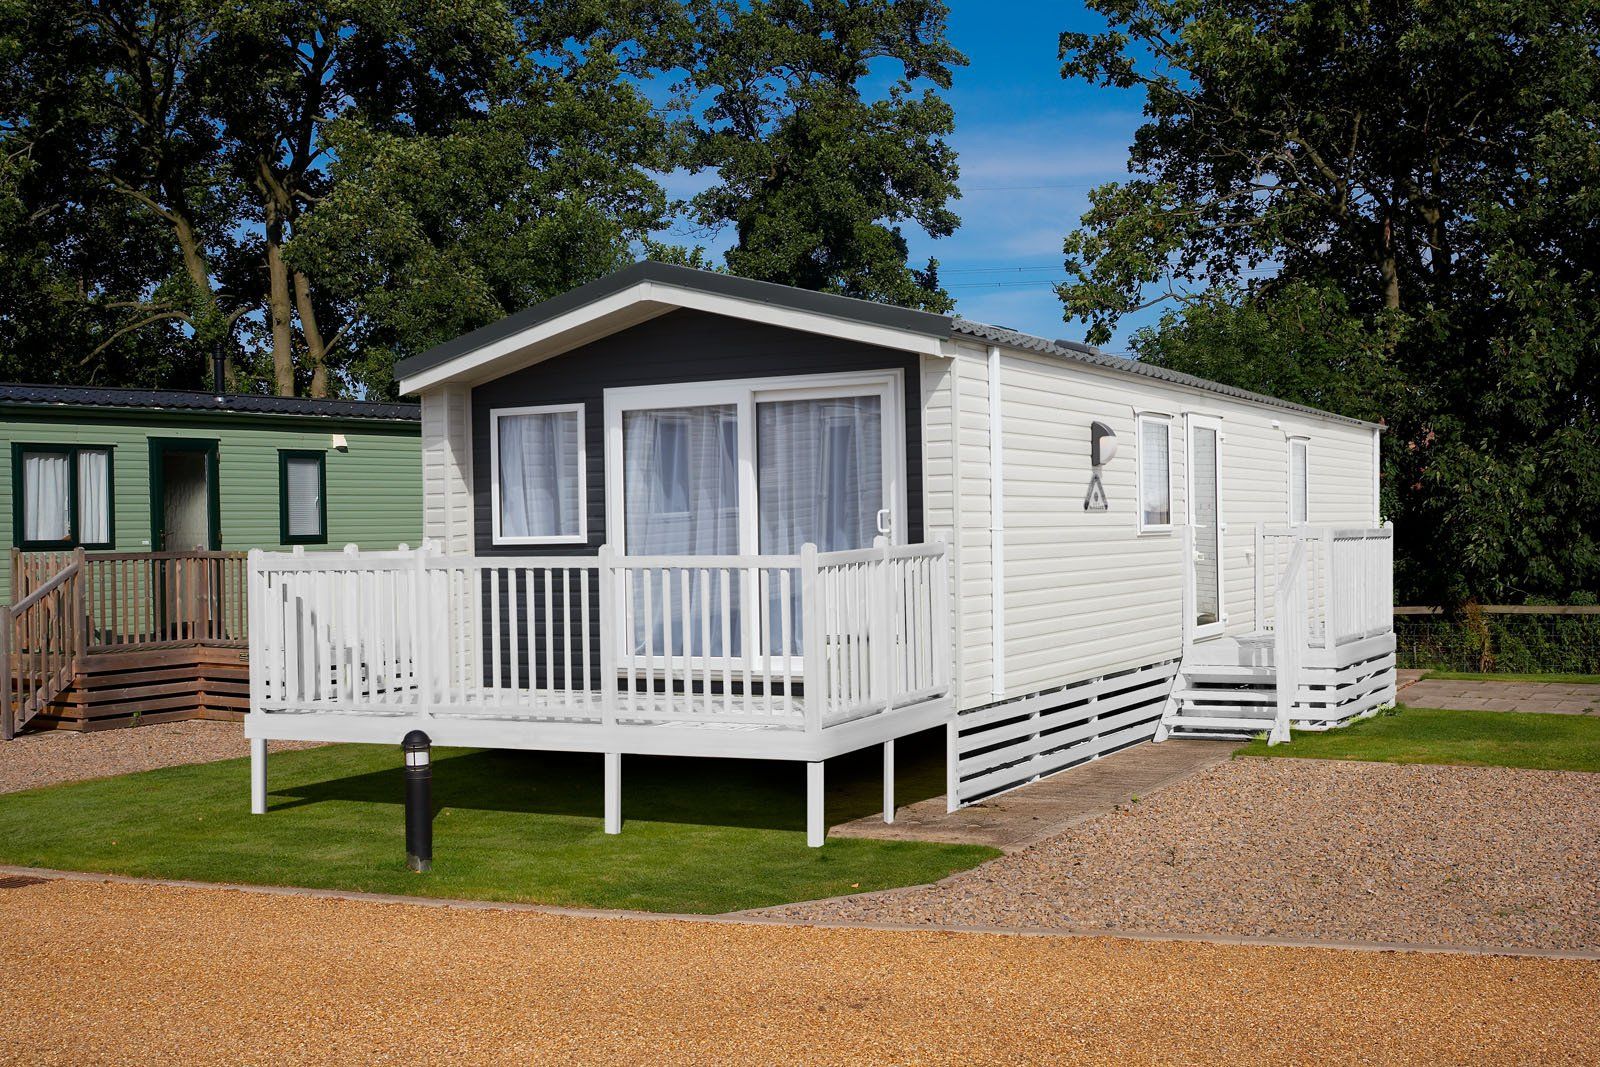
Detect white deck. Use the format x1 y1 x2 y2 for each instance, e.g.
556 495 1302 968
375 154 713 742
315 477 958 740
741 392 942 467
245 541 953 763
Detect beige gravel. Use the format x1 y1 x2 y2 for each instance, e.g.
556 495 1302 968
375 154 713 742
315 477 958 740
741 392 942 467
1 878 1596 1065
0 721 320 794
766 757 1600 953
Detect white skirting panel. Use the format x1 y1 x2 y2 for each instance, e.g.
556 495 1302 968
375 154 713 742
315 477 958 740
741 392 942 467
1291 636 1397 730
951 659 1178 807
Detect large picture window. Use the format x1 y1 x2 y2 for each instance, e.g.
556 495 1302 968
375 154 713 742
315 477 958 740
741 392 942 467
278 450 327 545
12 444 114 550
1288 438 1310 526
491 403 586 544
1136 414 1172 533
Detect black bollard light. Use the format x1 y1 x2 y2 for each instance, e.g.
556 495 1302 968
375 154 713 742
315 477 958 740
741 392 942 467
402 730 433 873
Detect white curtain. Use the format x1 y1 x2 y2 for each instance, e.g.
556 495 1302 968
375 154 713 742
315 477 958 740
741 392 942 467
77 448 111 545
284 455 323 538
623 405 740 654
757 396 882 553
498 410 581 538
758 396 883 654
23 451 70 543
1140 420 1171 527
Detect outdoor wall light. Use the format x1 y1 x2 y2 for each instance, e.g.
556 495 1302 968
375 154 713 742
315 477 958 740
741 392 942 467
1090 421 1118 466
402 730 433 873
331 433 349 451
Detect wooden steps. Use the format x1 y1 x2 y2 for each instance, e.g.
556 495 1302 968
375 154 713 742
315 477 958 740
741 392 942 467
30 644 248 732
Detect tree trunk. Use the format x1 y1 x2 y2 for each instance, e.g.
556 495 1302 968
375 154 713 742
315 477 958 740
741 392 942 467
1378 209 1401 310
293 270 329 398
263 209 296 396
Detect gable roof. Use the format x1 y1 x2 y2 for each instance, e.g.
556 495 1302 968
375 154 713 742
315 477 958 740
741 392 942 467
396 261 1378 430
0 383 420 423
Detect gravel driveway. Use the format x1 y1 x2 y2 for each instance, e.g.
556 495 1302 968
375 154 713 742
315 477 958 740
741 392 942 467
2 878 1595 1065
0 722 320 795
764 757 1600 953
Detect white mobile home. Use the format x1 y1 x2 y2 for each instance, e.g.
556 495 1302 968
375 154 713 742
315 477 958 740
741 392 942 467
245 264 1393 843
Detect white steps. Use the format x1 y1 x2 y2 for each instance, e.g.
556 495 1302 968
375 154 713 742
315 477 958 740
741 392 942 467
1155 637 1288 744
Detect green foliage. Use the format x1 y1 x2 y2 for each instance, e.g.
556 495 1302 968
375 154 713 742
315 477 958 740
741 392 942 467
1059 1 1600 604
0 739 995 913
1239 706 1600 773
684 0 965 312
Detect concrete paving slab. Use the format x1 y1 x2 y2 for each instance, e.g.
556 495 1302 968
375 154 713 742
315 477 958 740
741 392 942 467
832 739 1238 851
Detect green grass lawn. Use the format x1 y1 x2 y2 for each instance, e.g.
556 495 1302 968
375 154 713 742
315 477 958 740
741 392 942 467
1238 706 1600 771
0 730 996 913
1421 670 1600 684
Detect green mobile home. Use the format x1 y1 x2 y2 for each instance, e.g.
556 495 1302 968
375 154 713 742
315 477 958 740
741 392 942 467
1 383 420 733
2 384 421 602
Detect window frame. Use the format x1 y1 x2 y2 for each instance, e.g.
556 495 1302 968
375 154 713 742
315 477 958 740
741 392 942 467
278 449 328 546
1134 413 1174 535
1287 437 1310 527
11 442 116 551
488 402 589 546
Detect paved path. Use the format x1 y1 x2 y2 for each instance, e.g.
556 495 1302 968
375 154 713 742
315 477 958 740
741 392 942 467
2 877 1595 1065
832 739 1237 850
1402 678 1600 714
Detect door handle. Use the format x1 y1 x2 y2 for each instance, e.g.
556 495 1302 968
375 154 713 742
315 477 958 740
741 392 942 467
876 509 894 536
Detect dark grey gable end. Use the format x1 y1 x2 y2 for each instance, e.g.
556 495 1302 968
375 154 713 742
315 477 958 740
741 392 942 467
472 308 925 557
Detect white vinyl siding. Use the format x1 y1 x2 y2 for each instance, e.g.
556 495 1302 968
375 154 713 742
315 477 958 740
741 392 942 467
422 385 474 553
947 342 1379 705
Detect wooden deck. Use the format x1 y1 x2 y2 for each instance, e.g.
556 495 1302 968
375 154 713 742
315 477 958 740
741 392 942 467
5 550 248 735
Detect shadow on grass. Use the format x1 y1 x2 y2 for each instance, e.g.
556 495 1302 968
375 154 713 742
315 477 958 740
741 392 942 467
271 727 950 833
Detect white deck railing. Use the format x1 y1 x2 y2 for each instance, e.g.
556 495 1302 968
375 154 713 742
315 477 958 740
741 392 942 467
1254 524 1394 648
248 540 950 735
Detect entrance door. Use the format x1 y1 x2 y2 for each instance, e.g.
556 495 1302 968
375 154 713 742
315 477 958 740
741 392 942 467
607 373 900 660
150 439 219 550
149 439 219 640
1187 415 1224 640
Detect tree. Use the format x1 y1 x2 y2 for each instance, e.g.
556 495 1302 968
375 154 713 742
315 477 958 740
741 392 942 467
1059 0 1600 603
0 1 685 397
684 0 965 312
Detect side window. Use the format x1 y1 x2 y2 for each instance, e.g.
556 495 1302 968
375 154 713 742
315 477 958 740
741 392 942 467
492 404 586 544
279 450 327 545
14 444 114 549
1288 438 1309 526
1136 415 1172 533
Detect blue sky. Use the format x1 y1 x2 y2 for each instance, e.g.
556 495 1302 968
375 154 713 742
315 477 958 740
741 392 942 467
656 3 1154 352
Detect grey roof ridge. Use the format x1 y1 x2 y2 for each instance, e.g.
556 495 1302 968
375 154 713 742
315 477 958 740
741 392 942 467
0 382 421 422
949 319 1379 429
394 261 953 382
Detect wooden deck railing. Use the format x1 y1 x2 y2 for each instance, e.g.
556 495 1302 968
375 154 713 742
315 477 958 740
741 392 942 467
2 552 84 739
13 548 248 651
249 541 952 733
1253 524 1393 647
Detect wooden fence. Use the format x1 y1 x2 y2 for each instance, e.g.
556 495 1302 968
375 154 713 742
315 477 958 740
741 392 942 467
12 549 248 650
1393 604 1600 673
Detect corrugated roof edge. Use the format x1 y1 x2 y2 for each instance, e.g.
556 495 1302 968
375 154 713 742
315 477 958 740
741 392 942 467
0 383 420 422
949 320 1379 430
394 260 952 382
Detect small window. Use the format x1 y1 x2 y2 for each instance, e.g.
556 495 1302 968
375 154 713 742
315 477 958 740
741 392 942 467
13 444 114 549
1136 415 1172 532
279 450 327 544
492 404 586 544
1288 438 1309 526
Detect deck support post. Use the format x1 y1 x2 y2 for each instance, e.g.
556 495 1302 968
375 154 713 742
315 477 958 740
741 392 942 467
250 738 267 814
882 739 895 823
945 719 959 813
603 752 621 835
806 761 825 847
